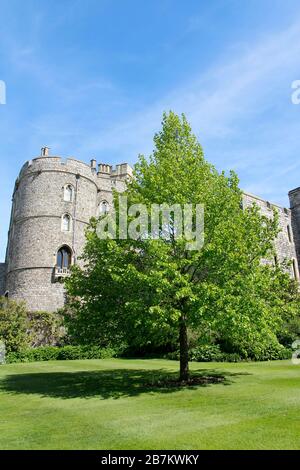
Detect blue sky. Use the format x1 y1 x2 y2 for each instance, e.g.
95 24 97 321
1 0 300 260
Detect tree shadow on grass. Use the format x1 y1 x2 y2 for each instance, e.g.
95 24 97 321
0 368 250 400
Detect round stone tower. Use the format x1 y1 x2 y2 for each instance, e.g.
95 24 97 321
5 149 98 311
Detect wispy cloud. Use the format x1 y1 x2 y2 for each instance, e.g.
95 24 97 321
71 18 300 206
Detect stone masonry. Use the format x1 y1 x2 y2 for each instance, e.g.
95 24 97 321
0 148 132 311
0 263 6 296
243 192 299 278
0 148 299 312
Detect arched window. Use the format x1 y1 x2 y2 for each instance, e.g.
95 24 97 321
99 201 109 215
62 213 72 232
64 184 74 202
57 246 72 269
287 225 292 243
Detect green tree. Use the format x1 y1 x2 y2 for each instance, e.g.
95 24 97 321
65 112 299 381
0 298 29 353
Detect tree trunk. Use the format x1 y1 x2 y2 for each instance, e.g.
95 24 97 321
179 314 189 381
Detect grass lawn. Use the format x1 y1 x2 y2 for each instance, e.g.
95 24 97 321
0 358 299 450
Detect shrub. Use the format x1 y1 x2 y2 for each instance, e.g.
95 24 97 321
0 298 29 353
190 344 224 362
165 343 291 363
249 343 291 361
221 353 243 362
166 344 224 362
28 311 66 347
277 316 300 347
6 345 118 364
7 347 59 363
0 299 68 353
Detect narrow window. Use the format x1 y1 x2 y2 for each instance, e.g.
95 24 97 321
64 184 74 202
99 201 109 215
292 259 298 280
274 255 278 266
62 214 71 232
287 225 292 243
57 246 72 269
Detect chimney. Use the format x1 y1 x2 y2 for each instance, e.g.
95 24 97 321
90 158 97 169
41 147 50 157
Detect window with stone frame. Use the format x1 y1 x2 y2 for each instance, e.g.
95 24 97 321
64 184 74 202
62 213 72 232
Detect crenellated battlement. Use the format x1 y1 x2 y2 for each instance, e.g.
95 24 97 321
18 154 133 187
18 155 98 182
97 162 133 178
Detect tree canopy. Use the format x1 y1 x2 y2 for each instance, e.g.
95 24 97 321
65 112 299 380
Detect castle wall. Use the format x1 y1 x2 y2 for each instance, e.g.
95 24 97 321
0 263 6 296
289 187 300 271
5 157 97 311
243 192 299 279
3 154 130 312
6 269 66 312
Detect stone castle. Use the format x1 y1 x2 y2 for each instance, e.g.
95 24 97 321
0 147 300 312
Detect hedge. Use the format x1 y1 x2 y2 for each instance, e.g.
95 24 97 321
6 345 117 364
165 343 292 362
5 343 293 364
